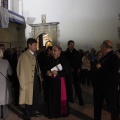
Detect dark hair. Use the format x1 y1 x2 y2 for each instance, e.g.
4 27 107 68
46 46 53 53
27 38 37 47
67 40 74 46
102 40 112 49
46 46 53 51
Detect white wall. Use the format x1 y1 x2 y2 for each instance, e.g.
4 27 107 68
8 0 19 13
22 0 120 51
8 0 12 10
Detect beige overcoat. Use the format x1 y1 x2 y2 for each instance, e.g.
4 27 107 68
17 50 42 105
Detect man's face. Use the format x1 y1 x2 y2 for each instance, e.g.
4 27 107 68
68 42 74 51
28 43 37 52
52 47 61 58
47 49 53 56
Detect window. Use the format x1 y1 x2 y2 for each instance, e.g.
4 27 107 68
1 0 8 9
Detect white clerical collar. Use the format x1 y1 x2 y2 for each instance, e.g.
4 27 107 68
29 49 34 55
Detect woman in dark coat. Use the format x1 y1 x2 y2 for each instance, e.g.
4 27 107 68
45 46 74 119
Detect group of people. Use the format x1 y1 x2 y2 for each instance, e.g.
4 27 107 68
0 39 120 120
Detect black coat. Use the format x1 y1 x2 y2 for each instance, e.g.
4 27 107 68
63 48 82 71
45 55 74 103
96 50 120 90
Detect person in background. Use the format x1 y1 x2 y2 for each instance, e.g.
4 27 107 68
90 51 103 86
0 44 5 53
64 40 84 106
45 45 74 119
38 46 53 102
0 49 12 120
17 38 43 120
115 50 120 59
90 48 96 61
115 50 120 109
6 48 19 106
93 40 120 120
81 51 91 86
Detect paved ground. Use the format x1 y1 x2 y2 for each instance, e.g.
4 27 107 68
0 85 115 120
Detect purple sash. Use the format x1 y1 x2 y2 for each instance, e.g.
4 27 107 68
60 77 67 115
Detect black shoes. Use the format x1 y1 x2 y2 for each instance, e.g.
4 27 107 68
34 113 41 117
24 112 41 120
32 112 41 117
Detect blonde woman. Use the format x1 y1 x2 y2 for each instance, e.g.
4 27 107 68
0 49 12 120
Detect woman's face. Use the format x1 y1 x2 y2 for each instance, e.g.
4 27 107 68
97 52 103 60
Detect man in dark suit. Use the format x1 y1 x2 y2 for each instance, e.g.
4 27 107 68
63 40 84 106
93 40 120 120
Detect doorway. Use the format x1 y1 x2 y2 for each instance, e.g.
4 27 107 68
36 33 52 50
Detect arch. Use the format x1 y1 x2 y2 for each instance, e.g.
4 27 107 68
45 40 53 48
35 31 53 40
36 33 53 50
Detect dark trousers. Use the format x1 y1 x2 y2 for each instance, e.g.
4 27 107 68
72 72 84 104
0 105 8 119
25 72 41 119
93 87 119 120
47 79 61 118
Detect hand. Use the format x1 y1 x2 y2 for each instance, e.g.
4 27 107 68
51 70 58 76
47 70 52 76
96 63 101 69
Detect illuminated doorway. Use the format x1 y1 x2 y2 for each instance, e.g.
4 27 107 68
36 33 52 50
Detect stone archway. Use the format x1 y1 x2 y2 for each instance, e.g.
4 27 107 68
29 22 60 48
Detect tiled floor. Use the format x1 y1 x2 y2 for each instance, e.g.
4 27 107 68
0 85 116 120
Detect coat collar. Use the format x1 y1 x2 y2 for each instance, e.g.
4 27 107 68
26 49 34 57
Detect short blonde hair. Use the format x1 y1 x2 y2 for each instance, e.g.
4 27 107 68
0 49 4 59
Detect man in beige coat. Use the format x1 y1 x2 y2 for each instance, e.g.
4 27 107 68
17 38 42 120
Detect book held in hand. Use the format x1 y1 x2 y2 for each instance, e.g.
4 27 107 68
51 63 63 71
